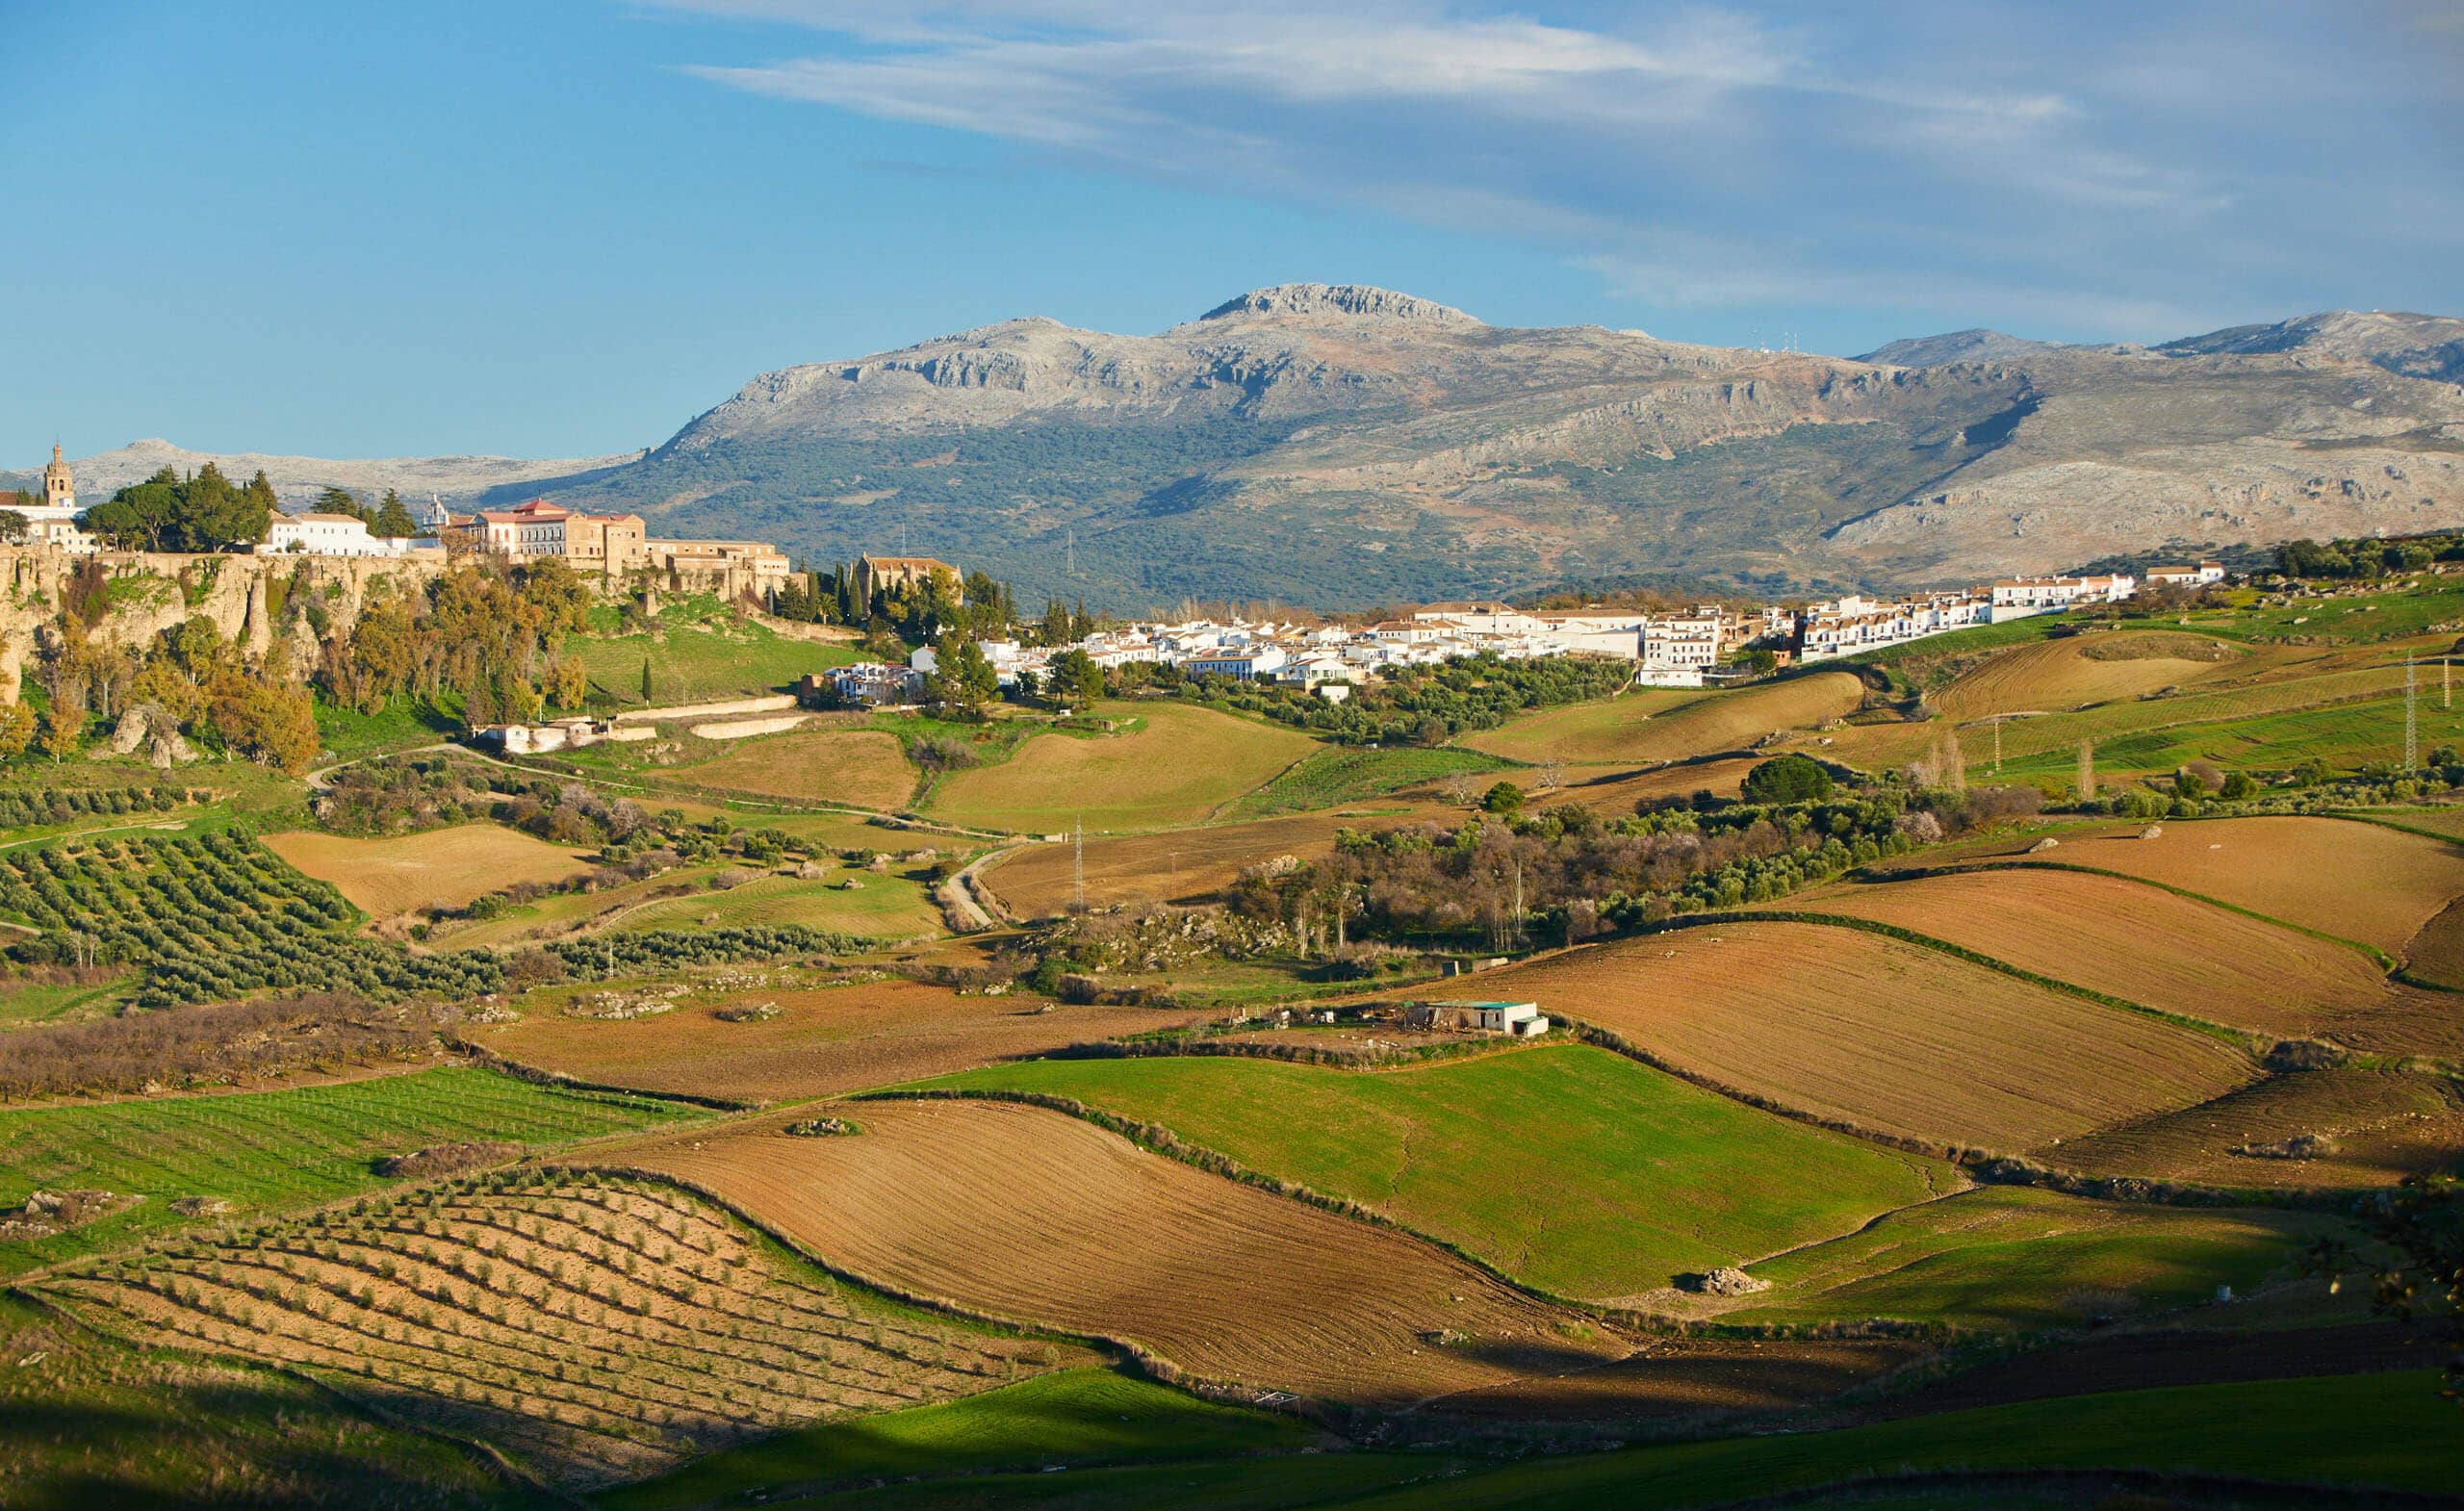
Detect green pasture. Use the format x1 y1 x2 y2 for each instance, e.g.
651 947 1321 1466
610 871 942 939
567 604 865 706
920 1044 1951 1299
1223 745 1507 820
0 1067 701 1275
1733 1186 2336 1329
1845 660 2413 776
597 1368 1308 1511
0 1293 526 1511
746 1370 2458 1510
1994 691 2452 781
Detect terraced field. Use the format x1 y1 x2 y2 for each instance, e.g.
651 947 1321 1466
1911 816 2464 955
1788 868 2393 1034
660 729 920 810
37 1173 1068 1488
1489 924 2256 1149
2052 1067 2464 1190
0 1067 698 1276
928 704 1318 834
482 981 1208 1105
1464 675 1864 766
599 1097 1630 1405
1728 1187 2331 1329
264 824 597 917
922 1046 1954 1299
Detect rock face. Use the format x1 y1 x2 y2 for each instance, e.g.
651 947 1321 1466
0 548 449 701
545 286 2464 607
1691 1267 1772 1297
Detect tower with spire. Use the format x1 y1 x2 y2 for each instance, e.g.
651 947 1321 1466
41 444 73 513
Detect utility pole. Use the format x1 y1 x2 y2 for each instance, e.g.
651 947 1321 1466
1072 818 1085 912
2405 655 2420 770
1992 715 2003 775
2077 739 2095 800
1511 857 1525 949
1066 528 1075 577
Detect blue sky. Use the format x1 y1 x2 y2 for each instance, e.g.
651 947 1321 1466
5 0 2458 464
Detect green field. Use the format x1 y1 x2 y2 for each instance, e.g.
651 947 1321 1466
1222 745 1506 821
0 1292 525 1511
926 703 1318 833
568 600 866 706
611 871 943 939
2190 578 2464 644
743 1370 2459 1510
1824 659 2414 776
920 1045 1951 1299
0 1067 702 1275
598 1369 1309 1511
1733 1186 2336 1329
0 970 136 1030
1464 675 1864 767
1994 692 2450 781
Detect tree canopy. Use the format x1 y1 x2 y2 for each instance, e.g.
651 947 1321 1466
1740 753 1835 804
81 465 274 552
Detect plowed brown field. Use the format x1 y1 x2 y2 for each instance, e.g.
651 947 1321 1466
1900 817 2464 955
266 825 595 917
1788 869 2391 1034
2052 1068 2464 1190
602 1098 1631 1406
481 981 1205 1103
1484 924 2255 1149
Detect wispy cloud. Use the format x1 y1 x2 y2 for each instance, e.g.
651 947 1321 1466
649 0 2464 343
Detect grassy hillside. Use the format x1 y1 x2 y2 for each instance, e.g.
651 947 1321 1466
919 1045 1952 1299
926 703 1316 833
0 1067 700 1275
0 1292 526 1511
598 1368 1307 1511
1732 1186 2335 1329
1464 675 1864 766
567 596 864 706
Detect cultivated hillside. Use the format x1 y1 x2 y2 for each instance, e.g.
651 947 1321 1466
547 285 2464 606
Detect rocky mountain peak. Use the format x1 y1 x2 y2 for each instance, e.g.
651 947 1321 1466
1856 329 2066 368
1187 283 1481 329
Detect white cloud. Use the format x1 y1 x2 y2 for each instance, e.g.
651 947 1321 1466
646 1 2463 342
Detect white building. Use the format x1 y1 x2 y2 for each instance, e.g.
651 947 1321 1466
261 512 416 557
2146 561 2226 588
1184 646 1289 680
1989 574 2135 617
13 446 97 553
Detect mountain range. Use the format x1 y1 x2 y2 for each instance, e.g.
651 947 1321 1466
18 287 2464 608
